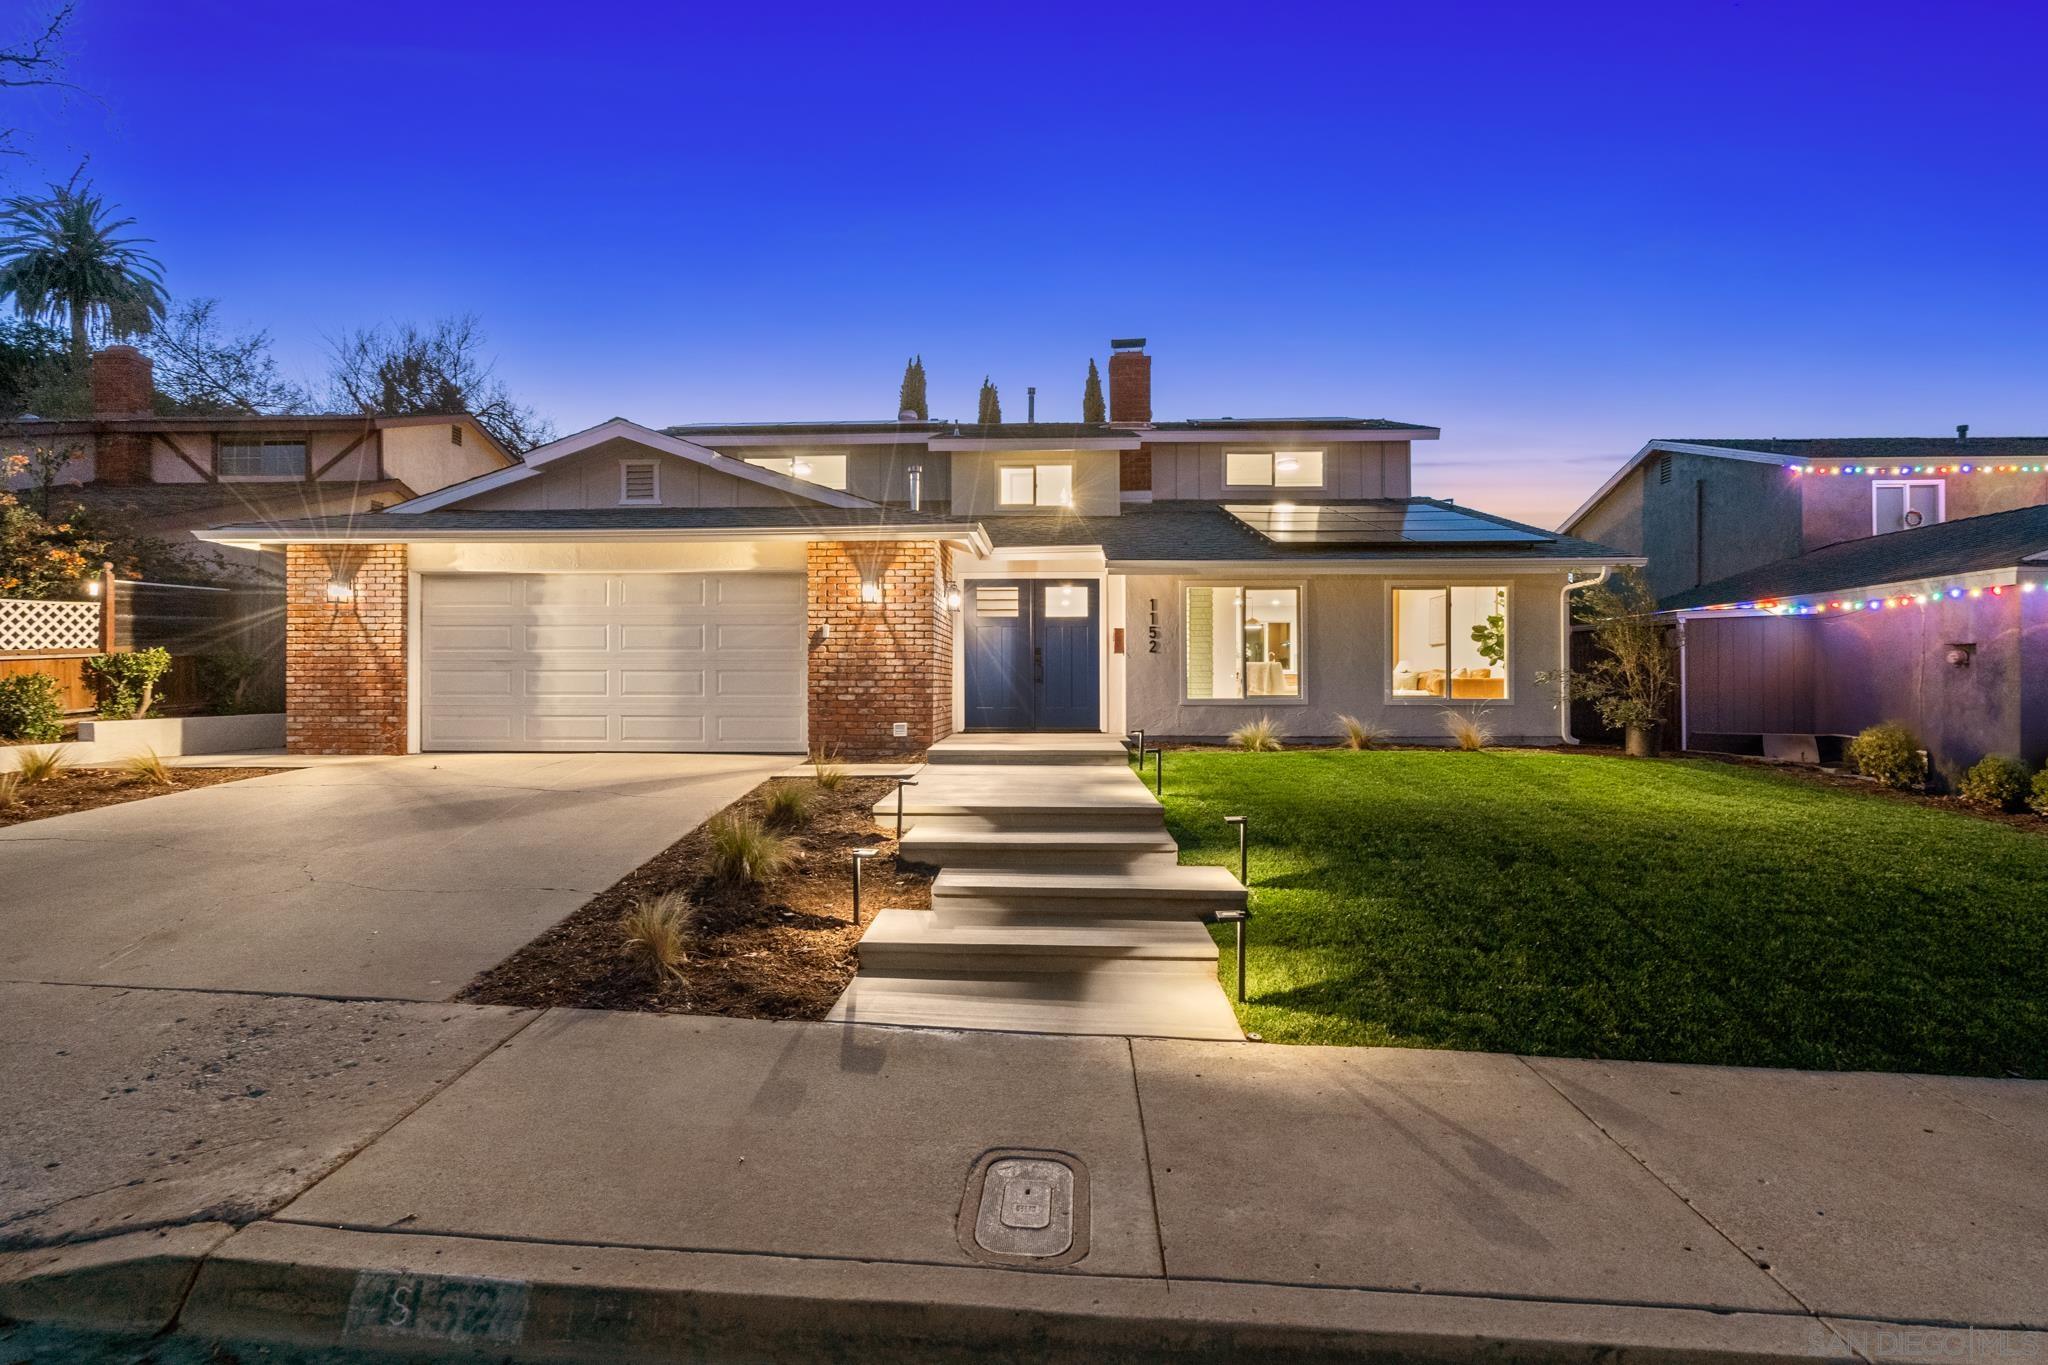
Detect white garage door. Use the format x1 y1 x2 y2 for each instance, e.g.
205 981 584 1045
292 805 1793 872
420 573 805 752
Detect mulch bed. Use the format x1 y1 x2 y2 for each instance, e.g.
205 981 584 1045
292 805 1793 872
0 765 284 827
460 776 933 1021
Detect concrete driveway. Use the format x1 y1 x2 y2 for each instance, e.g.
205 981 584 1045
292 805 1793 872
0 752 785 1000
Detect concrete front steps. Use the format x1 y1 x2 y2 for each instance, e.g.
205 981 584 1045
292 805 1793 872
828 732 1246 1042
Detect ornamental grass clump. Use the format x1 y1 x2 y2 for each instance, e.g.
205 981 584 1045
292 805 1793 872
0 771 19 809
707 813 791 886
761 780 813 829
810 750 847 792
14 746 67 784
1228 716 1283 752
620 891 697 985
1958 754 2030 812
123 748 174 787
1847 722 1926 790
1442 709 1493 752
1337 714 1388 750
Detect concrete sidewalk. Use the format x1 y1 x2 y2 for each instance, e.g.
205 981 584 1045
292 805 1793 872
3 1000 2043 1362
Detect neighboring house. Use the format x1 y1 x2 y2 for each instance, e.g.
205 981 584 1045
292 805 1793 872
3 346 518 581
195 338 1635 758
1563 434 2048 781
1561 433 2048 602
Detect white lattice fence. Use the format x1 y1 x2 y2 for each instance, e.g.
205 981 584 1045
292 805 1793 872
0 597 102 653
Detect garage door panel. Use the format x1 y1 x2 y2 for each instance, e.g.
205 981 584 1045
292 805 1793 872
422 572 804 753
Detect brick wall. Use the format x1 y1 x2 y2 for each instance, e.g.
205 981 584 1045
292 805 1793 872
1121 446 1154 492
807 540 954 759
285 543 408 755
1108 349 1152 424
88 346 156 484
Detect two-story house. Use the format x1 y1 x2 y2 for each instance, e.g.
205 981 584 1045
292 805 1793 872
196 339 1634 758
1562 435 2048 781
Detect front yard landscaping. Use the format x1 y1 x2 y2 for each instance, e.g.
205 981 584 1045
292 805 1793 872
0 761 282 827
1162 749 2048 1077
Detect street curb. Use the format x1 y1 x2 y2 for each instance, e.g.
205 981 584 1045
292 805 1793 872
163 1220 1870 1364
0 1222 233 1335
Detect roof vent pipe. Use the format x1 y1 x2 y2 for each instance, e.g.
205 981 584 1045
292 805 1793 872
1957 423 1969 442
1027 387 1036 422
907 464 923 512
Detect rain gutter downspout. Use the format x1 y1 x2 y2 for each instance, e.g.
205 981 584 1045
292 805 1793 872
1559 567 1612 745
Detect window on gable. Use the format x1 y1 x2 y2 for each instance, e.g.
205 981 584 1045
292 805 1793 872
1872 480 1943 533
1225 450 1324 488
997 462 1073 507
217 437 308 478
619 460 659 503
744 454 849 490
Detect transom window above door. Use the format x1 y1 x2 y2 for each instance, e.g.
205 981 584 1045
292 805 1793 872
217 437 308 478
998 462 1075 507
1873 480 1943 533
1224 450 1324 488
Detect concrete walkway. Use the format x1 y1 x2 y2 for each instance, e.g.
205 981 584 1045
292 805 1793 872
3 1001 2042 1362
0 751 784 1000
828 734 1245 1039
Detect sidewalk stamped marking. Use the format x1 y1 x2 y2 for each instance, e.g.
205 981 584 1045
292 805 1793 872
344 1269 529 1345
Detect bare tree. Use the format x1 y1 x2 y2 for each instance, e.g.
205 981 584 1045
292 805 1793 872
328 315 555 453
148 298 311 414
1 6 77 163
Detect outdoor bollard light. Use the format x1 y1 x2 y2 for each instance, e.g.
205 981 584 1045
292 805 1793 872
894 775 919 840
1220 816 1251 1002
1128 729 1146 765
850 847 879 925
1150 746 1164 795
1225 814 1248 886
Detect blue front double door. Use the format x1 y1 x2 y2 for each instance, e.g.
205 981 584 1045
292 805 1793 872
963 579 1101 731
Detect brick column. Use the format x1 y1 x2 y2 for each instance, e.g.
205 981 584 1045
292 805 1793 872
285 543 408 755
806 540 954 759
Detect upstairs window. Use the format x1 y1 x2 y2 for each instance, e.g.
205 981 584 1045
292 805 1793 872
744 454 849 490
619 459 660 503
1225 450 1324 488
217 437 308 478
1873 480 1942 533
998 462 1074 507
1391 586 1509 700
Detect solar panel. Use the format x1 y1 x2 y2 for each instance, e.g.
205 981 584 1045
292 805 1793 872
1224 503 1554 546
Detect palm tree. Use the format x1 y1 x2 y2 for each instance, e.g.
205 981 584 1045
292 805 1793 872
0 184 167 354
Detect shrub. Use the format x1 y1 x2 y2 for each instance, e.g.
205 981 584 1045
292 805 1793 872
1559 568 1678 734
85 647 172 719
2030 768 2048 818
124 748 174 786
1443 709 1493 751
14 745 66 784
1958 754 2030 812
707 813 791 886
1228 716 1283 752
195 648 270 714
810 750 847 791
1847 722 1926 790
761 781 813 829
0 770 19 808
620 890 697 985
0 672 65 741
1336 714 1388 750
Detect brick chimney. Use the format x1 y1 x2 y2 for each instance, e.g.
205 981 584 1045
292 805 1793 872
90 346 155 484
1108 337 1151 425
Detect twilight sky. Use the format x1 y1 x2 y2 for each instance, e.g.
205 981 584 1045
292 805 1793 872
8 0 2045 528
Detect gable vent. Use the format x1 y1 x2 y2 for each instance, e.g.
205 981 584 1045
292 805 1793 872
1657 453 1674 485
620 460 659 503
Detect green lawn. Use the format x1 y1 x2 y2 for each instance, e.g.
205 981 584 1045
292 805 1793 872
1160 749 2048 1076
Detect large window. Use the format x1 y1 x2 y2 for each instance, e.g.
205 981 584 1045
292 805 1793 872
1185 586 1301 700
745 454 849 490
1224 450 1324 488
998 462 1074 507
217 437 308 478
1390 586 1508 699
1873 480 1942 533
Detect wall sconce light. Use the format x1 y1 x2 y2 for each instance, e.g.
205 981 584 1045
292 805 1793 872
945 585 963 611
326 580 355 603
84 579 101 598
859 579 883 606
1945 643 1975 668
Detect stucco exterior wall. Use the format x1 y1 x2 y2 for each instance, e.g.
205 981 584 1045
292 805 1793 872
0 434 95 486
381 422 507 494
1145 441 1412 501
1568 470 1644 556
454 441 814 510
1799 470 2048 551
949 450 1121 516
149 429 381 485
1120 569 1571 743
1637 452 1803 601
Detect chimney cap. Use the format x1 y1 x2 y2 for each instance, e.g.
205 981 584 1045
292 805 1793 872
1110 337 1147 351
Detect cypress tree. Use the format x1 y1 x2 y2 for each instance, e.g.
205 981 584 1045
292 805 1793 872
1081 358 1105 423
977 376 1001 424
896 355 928 419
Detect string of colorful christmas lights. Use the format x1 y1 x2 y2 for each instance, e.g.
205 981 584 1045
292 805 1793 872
1699 580 2039 615
1790 462 2048 476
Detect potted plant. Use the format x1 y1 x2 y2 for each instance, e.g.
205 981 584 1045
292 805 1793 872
1553 568 1677 757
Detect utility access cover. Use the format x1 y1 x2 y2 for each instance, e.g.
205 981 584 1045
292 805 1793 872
959 1149 1090 1267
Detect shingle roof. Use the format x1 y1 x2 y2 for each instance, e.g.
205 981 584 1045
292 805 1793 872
1675 436 2048 462
663 417 1436 440
1660 503 2048 610
203 506 974 535
1146 418 1436 433
984 500 1624 562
